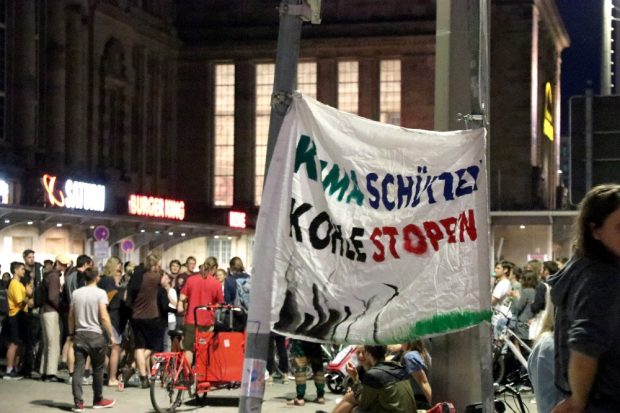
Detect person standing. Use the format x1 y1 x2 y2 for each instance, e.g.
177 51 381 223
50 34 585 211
528 287 563 413
161 273 177 352
224 256 251 310
129 254 165 388
69 268 116 411
549 184 620 413
61 255 93 382
177 256 223 366
21 249 44 378
40 254 70 382
286 340 326 406
3 262 32 380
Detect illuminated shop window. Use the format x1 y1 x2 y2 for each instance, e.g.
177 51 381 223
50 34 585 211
338 61 359 114
255 63 274 206
208 237 232 268
297 61 317 98
214 64 235 206
380 59 401 126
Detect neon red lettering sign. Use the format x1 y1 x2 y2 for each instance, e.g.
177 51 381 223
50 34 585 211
128 194 186 221
229 211 247 229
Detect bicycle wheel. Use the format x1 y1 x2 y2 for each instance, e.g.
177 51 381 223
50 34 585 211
150 362 184 413
492 354 505 384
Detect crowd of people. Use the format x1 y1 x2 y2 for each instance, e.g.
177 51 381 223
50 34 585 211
1 183 619 413
0 251 252 411
491 184 620 413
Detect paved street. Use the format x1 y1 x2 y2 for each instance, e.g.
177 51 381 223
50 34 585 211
0 373 338 413
0 372 538 413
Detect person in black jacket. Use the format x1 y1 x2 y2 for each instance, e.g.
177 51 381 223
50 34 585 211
548 184 620 413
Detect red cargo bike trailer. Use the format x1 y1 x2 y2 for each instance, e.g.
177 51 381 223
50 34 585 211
149 304 247 413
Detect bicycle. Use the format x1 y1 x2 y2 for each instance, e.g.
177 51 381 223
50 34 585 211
149 304 246 413
492 310 532 384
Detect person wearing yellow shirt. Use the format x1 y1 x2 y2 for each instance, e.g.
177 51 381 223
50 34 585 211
4 262 32 380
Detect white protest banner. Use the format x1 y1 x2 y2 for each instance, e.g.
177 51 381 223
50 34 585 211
254 93 489 344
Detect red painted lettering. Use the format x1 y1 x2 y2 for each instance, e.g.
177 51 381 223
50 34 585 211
370 227 385 262
423 221 444 252
403 224 428 255
382 226 400 259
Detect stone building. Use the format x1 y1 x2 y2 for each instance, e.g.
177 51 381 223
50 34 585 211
0 0 570 269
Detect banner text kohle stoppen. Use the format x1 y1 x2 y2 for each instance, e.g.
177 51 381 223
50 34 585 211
290 134 480 263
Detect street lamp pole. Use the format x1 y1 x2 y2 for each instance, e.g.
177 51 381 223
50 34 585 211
238 1 310 412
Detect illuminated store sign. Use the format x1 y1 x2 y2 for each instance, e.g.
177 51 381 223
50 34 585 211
128 194 185 221
543 82 554 141
42 174 106 212
0 179 9 204
228 211 247 229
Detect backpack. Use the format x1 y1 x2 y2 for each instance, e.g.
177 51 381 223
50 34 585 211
61 268 79 308
233 276 251 310
33 276 47 308
0 287 9 316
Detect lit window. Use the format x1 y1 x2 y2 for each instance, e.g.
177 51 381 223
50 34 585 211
255 63 274 205
214 64 235 206
208 237 232 268
297 61 317 98
380 59 401 126
338 61 358 114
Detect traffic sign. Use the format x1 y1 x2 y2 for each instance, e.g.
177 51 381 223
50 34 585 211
120 239 135 253
93 225 110 241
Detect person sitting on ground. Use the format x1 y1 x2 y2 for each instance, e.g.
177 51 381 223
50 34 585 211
402 340 432 409
349 345 416 413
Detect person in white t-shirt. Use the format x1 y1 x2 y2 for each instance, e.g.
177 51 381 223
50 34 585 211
491 261 514 338
492 261 513 309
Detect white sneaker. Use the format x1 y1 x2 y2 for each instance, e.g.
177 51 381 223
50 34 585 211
82 376 93 385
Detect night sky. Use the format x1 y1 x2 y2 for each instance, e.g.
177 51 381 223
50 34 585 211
556 0 603 135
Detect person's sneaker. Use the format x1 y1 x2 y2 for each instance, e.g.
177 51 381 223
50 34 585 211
73 402 85 412
82 375 93 385
271 371 287 383
93 398 116 409
67 376 73 385
44 375 65 383
3 370 23 380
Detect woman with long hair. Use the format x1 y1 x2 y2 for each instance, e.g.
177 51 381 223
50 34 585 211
527 285 563 413
98 256 122 292
548 184 620 413
402 340 432 409
130 254 165 388
511 270 539 341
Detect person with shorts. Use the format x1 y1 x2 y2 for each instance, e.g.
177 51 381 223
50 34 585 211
177 256 223 366
3 262 32 380
129 254 165 388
